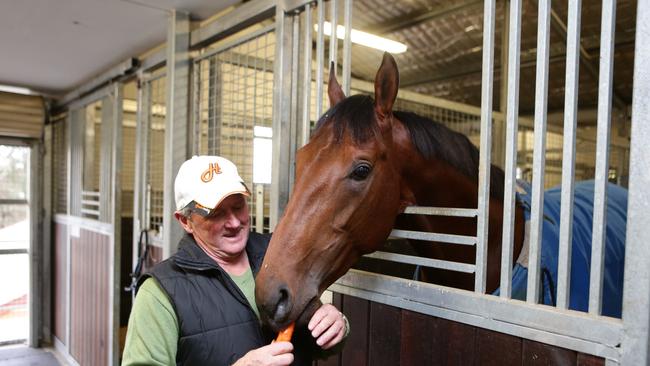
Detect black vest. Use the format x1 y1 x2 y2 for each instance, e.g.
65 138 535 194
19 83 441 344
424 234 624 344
138 232 316 366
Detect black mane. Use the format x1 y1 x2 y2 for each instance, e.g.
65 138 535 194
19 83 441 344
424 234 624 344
315 94 505 200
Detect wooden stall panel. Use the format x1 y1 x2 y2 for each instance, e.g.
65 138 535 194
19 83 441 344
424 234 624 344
476 328 521 366
434 317 477 365
523 339 577 365
54 222 68 344
334 293 605 366
341 295 370 366
368 302 401 366
577 353 606 366
70 229 110 366
400 310 436 365
315 293 343 366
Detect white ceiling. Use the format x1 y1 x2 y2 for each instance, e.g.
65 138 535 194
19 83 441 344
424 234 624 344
0 0 241 96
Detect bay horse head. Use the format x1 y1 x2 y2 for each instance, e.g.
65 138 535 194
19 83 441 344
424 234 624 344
255 53 417 330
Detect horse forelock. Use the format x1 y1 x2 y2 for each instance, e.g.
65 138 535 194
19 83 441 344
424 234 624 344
314 95 379 144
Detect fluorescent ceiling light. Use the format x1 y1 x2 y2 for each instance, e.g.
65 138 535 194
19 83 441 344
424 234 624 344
316 22 408 54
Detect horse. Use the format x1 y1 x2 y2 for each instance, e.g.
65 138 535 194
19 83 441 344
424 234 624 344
255 53 627 334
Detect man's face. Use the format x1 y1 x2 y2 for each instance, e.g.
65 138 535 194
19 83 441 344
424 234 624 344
184 194 251 257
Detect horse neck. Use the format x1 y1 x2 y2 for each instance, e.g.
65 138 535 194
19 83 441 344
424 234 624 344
391 121 523 292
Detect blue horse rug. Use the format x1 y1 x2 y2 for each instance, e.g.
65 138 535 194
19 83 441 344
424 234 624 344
496 180 627 318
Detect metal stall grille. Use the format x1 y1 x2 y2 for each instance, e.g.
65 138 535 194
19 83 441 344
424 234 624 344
80 101 103 220
193 26 276 233
51 116 68 214
121 81 138 217
319 0 635 363
145 75 167 239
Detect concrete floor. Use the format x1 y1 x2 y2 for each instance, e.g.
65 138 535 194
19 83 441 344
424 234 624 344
0 345 62 366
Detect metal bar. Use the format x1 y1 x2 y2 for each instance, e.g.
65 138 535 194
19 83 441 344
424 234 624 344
80 208 100 216
364 251 476 273
195 25 275 63
621 2 650 363
289 14 300 193
494 0 509 170
109 82 123 366
403 206 477 217
58 58 138 107
300 3 313 147
475 0 496 294
132 71 149 289
256 184 264 233
390 229 476 245
329 0 338 72
556 0 582 310
526 0 551 304
190 0 276 49
499 0 522 299
548 5 626 111
99 93 115 222
332 270 622 354
162 10 191 259
0 249 28 255
353 75 628 148
81 191 101 197
190 54 201 155
315 0 325 118
270 5 294 229
341 0 352 95
588 0 616 316
0 199 29 204
138 47 166 72
81 200 100 207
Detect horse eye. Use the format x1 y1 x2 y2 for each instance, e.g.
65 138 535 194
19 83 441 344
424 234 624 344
350 164 372 181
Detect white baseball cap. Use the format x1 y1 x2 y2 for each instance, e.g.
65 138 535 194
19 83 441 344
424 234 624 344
174 155 250 214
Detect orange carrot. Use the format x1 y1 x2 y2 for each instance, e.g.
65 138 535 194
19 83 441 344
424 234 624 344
275 323 295 342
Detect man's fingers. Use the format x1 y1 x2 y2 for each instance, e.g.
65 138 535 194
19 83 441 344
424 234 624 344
321 328 345 350
266 341 293 355
307 306 329 330
316 320 344 347
271 353 294 366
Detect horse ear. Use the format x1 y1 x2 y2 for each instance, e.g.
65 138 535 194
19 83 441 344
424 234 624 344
374 52 399 118
328 62 345 106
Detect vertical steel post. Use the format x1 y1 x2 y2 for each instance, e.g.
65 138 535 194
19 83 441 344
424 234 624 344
621 1 650 364
329 0 339 73
527 0 551 304
556 0 582 309
315 0 325 118
588 0 616 316
475 0 496 294
270 4 294 230
300 4 313 147
108 83 123 366
132 73 149 296
341 0 352 95
162 10 190 259
499 0 522 298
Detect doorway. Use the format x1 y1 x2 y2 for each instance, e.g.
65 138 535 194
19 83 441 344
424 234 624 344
0 144 31 345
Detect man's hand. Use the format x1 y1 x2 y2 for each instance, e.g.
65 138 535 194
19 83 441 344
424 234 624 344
233 342 294 366
307 303 347 350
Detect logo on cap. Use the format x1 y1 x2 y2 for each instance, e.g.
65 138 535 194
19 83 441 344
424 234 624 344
201 162 222 182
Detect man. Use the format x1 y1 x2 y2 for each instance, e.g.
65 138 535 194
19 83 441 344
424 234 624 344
122 155 347 365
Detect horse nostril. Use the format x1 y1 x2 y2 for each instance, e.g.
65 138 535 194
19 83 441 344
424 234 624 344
273 285 291 322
